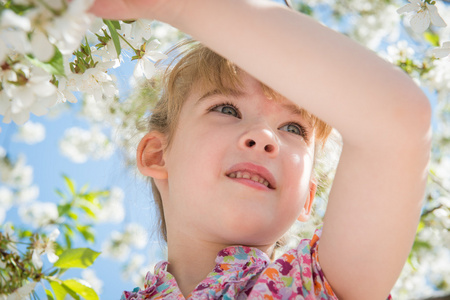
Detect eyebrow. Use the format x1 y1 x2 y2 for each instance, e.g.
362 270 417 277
197 88 306 119
197 88 245 104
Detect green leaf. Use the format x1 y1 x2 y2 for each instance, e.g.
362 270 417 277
80 204 97 219
68 212 79 221
63 175 76 195
58 203 72 217
49 281 68 300
54 248 100 269
55 189 66 200
424 32 440 47
104 19 122 57
25 47 65 76
45 288 55 300
63 279 99 300
76 225 95 243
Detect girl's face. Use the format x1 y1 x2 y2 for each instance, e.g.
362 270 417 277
162 73 316 248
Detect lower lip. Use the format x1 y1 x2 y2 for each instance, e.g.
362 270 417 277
227 177 271 191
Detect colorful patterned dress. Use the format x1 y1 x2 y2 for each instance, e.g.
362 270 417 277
121 228 393 299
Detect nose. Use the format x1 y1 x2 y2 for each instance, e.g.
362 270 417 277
238 126 280 157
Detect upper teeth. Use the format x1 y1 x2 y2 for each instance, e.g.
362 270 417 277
228 171 270 187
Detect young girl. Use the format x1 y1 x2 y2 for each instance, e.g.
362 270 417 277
90 0 432 299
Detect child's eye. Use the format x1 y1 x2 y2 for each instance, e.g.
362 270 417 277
209 103 241 118
279 123 307 138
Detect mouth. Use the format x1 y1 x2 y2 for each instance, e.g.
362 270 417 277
225 163 276 190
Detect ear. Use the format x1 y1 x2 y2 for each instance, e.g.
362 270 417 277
297 179 317 222
136 131 168 179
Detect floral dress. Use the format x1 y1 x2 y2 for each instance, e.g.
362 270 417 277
121 228 393 299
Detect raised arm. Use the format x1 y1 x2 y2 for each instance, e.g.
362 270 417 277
91 1 432 298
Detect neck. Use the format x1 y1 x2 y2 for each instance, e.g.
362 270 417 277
165 234 274 298
166 237 224 298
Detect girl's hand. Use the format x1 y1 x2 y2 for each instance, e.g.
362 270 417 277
88 0 184 23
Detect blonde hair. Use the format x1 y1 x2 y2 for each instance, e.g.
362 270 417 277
145 40 332 244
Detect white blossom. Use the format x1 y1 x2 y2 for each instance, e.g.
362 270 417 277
96 187 125 223
14 121 46 144
0 207 5 225
55 77 78 104
0 186 13 211
117 20 152 50
102 223 148 261
59 126 114 163
384 40 415 63
45 0 94 55
397 0 447 33
16 185 39 204
81 269 103 294
5 281 36 300
0 67 58 125
133 40 167 80
0 154 33 188
31 228 60 269
68 62 117 101
432 41 450 59
19 201 59 228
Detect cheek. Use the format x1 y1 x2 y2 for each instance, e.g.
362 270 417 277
281 150 314 200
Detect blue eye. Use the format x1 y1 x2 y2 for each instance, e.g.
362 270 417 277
211 103 241 118
280 123 305 136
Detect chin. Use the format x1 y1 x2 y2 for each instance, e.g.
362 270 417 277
218 216 287 247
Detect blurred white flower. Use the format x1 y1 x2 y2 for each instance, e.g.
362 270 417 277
45 0 94 55
31 229 60 269
30 29 54 62
0 186 13 210
16 185 39 204
102 223 148 261
122 253 146 282
0 207 5 225
55 77 77 104
133 40 167 79
386 40 415 63
397 0 447 33
59 127 114 163
97 187 125 223
432 41 450 59
102 232 131 261
14 121 46 144
5 281 36 300
0 154 33 188
81 269 103 294
1 9 31 31
19 201 59 228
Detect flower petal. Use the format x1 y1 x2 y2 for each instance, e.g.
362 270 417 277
30 30 55 62
142 59 156 79
410 10 430 33
397 3 420 14
49 228 60 241
426 3 447 27
432 47 450 59
1 10 31 31
47 251 59 263
32 250 43 269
